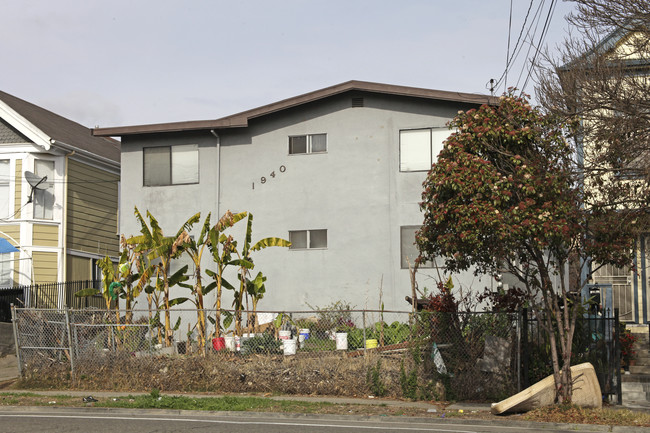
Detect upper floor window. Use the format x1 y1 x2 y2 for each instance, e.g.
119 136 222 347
143 144 199 186
33 159 54 220
0 160 9 218
399 127 451 172
289 229 327 249
289 134 327 155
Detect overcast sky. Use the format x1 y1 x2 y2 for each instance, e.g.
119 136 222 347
1 0 576 129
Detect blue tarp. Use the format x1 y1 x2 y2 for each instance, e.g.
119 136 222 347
0 238 19 254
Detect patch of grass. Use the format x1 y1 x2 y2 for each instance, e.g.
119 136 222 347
523 404 650 427
98 394 333 413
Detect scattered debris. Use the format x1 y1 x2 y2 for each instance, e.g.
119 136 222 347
48 401 56 404
82 396 98 403
427 408 437 413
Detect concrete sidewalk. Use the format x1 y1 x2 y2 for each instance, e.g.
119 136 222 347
0 355 17 382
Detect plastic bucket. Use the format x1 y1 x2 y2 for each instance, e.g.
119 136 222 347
365 339 378 349
298 334 306 348
224 336 235 351
279 330 291 340
299 328 310 340
335 332 348 351
283 338 297 355
212 337 226 351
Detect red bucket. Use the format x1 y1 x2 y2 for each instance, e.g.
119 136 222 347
212 337 226 351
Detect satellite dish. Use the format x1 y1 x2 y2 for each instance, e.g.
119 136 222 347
25 171 49 203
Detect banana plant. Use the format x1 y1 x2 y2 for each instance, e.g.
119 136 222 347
231 213 291 335
246 271 266 333
204 210 247 339
127 207 200 347
175 213 216 355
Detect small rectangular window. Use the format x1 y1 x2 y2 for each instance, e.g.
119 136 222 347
400 226 432 269
0 252 13 286
144 144 199 186
399 127 451 172
33 159 54 220
0 160 9 219
289 134 327 155
289 229 327 249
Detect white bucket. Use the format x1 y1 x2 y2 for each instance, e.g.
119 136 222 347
299 328 310 340
224 336 235 351
335 332 348 351
283 338 297 355
235 336 241 351
279 330 291 340
298 334 306 348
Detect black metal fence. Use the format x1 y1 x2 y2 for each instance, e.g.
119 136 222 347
0 280 104 315
521 308 621 404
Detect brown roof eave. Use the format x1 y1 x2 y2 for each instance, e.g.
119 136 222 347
92 80 497 137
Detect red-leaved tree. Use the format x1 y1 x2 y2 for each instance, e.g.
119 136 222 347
416 93 637 403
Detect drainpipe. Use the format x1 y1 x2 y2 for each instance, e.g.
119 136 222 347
210 130 221 219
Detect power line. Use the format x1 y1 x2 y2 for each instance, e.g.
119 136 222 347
520 0 558 92
497 0 537 91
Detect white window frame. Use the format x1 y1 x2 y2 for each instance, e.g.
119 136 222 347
400 226 433 269
289 229 328 250
288 134 327 155
33 159 55 220
143 144 199 186
0 252 13 287
0 159 10 219
399 127 451 172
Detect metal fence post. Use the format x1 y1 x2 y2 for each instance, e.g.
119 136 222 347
614 308 622 405
64 307 75 378
10 304 22 377
521 308 529 389
516 311 521 392
362 310 367 354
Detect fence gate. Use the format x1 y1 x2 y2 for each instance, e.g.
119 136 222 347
0 288 24 322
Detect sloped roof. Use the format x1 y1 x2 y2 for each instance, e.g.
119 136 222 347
92 80 497 137
0 90 120 163
560 24 650 71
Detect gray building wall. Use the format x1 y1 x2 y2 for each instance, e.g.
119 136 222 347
120 92 487 312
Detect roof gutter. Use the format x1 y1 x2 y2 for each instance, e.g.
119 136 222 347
49 139 120 172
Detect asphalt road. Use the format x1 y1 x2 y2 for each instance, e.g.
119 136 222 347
0 408 615 433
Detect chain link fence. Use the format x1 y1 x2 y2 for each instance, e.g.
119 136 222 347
12 306 522 401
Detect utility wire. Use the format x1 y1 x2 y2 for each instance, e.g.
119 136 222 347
497 0 536 92
520 0 557 92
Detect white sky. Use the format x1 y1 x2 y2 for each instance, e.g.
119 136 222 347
1 0 576 129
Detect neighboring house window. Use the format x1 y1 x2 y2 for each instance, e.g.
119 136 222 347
400 226 432 269
143 144 199 186
289 134 327 155
0 160 9 219
399 127 451 172
0 253 12 287
591 263 634 322
289 229 327 249
33 159 54 220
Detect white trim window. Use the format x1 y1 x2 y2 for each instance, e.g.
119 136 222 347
0 160 10 219
33 159 54 220
399 127 451 172
0 253 12 287
289 229 327 249
289 134 327 155
400 226 433 269
143 144 199 186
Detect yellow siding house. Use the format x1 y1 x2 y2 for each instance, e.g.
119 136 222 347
0 91 119 307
